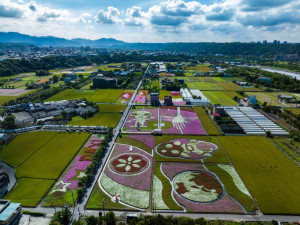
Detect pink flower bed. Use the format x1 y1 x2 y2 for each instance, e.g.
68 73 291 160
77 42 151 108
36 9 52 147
127 135 155 149
174 193 244 213
0 89 30 96
123 108 159 132
160 107 206 135
134 91 147 104
56 135 103 191
170 91 181 97
104 143 153 191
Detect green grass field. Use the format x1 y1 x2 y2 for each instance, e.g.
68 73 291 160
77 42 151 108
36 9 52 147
46 89 123 103
202 91 237 105
218 82 262 92
1 132 89 206
15 132 90 179
194 107 220 135
3 178 55 207
213 77 244 82
218 136 300 214
287 108 300 115
186 82 224 91
223 91 243 99
97 104 126 112
68 113 121 127
0 90 36 105
116 135 152 155
185 65 212 73
159 90 170 99
245 92 300 107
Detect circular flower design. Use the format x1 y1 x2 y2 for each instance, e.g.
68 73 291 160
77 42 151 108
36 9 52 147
173 171 224 203
110 154 149 175
156 139 218 160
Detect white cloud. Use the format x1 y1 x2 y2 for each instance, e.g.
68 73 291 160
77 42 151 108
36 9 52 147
95 7 121 24
0 0 23 18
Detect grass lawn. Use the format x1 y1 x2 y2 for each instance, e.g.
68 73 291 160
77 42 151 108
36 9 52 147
218 136 300 214
0 132 57 167
245 92 285 106
194 107 220 135
16 132 90 179
202 91 237 105
159 90 170 99
98 104 126 112
68 113 121 127
186 82 224 91
116 135 152 155
46 89 123 103
3 178 55 207
86 184 130 210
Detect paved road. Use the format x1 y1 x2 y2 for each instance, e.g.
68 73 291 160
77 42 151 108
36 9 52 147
71 64 149 221
22 207 300 223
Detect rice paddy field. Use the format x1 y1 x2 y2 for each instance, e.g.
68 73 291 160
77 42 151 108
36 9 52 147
68 112 122 127
202 91 237 105
217 82 262 92
218 136 300 214
186 82 224 91
1 132 90 207
97 104 126 112
46 89 124 103
185 64 212 73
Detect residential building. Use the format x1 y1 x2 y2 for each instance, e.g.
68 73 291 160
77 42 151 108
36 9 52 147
33 79 50 88
0 200 22 225
164 96 173 106
150 93 160 106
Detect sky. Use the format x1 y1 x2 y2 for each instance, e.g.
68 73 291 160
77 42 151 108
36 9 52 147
0 0 299 42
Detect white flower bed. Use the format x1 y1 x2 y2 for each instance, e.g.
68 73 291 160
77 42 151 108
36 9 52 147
218 165 251 197
152 176 169 209
100 173 150 209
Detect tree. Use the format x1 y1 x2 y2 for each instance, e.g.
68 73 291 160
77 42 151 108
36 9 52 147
53 75 59 83
1 115 16 130
86 215 98 225
104 211 116 225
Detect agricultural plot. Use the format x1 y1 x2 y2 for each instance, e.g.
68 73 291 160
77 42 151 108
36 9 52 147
46 89 123 103
160 107 206 135
1 132 89 207
44 135 104 206
99 143 153 209
186 82 224 91
186 65 212 73
159 90 170 100
134 90 148 104
170 91 185 105
116 90 134 104
194 107 220 135
98 104 126 113
245 92 285 106
213 77 243 82
0 88 31 96
202 91 237 105
68 113 122 127
122 107 159 132
218 136 300 214
183 77 215 82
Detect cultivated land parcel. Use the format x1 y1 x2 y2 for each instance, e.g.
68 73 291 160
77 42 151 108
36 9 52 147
1 132 89 206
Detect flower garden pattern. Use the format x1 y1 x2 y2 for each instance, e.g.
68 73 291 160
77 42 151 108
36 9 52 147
156 138 218 159
49 135 103 197
117 91 133 104
160 107 206 135
160 162 245 213
99 143 153 209
123 107 159 132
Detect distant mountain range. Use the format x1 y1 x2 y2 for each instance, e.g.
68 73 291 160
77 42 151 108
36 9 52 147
0 32 299 56
0 32 127 48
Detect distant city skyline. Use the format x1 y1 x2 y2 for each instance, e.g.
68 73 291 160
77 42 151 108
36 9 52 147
0 0 299 43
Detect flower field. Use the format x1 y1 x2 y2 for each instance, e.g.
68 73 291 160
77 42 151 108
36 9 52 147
156 138 218 160
45 135 104 206
134 90 148 104
98 143 153 209
160 107 206 135
122 107 159 132
117 91 134 104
